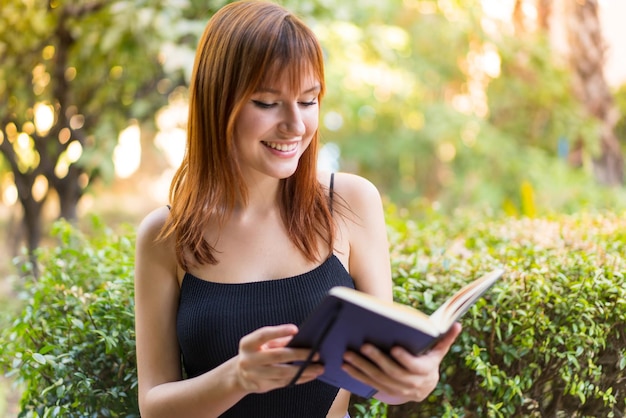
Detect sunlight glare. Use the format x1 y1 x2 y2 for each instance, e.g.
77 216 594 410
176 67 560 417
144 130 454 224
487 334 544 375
14 133 40 172
154 129 186 168
149 169 176 204
155 97 188 169
480 0 515 21
113 123 141 179
480 44 501 78
156 99 188 132
3 183 17 206
54 141 81 179
34 102 55 135
324 111 343 131
379 25 409 51
521 1 537 21
55 158 69 179
318 142 341 173
452 94 472 115
22 121 35 135
17 133 30 149
31 175 49 202
66 140 83 163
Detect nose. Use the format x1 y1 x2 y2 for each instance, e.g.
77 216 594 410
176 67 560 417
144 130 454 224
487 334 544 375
279 104 306 137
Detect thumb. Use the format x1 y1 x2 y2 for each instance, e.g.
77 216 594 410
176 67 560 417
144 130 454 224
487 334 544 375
430 322 462 358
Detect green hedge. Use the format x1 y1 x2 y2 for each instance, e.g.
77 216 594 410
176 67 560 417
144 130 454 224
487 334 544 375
355 209 626 418
1 211 625 417
0 218 138 417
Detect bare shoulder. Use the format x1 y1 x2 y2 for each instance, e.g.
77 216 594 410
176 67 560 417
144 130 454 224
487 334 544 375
326 173 391 297
136 206 171 244
135 206 177 274
329 172 383 211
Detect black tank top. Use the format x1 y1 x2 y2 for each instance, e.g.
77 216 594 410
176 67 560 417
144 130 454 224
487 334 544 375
176 254 355 417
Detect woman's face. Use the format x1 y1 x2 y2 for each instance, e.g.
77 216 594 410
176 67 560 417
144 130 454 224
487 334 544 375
233 69 321 182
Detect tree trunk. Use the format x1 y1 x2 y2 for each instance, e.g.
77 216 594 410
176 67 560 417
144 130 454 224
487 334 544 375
21 195 45 256
513 0 525 34
565 0 624 185
513 0 552 33
536 0 552 31
52 165 83 221
0 136 46 255
16 181 45 276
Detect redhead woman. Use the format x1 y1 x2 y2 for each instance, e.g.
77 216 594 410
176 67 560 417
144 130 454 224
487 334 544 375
134 1 461 417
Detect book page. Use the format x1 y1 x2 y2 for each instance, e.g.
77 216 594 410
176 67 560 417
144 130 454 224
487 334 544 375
329 287 440 336
428 268 504 331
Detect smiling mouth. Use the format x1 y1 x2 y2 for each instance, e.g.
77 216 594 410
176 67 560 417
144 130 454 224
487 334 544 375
262 141 298 152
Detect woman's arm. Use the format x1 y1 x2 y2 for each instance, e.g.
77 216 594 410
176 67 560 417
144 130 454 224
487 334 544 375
337 173 394 302
134 208 323 418
333 173 461 404
135 207 245 418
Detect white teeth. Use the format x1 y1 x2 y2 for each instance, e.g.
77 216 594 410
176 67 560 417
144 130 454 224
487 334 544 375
263 141 297 152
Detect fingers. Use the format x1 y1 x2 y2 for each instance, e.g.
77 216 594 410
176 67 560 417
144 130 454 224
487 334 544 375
342 323 463 403
240 325 308 363
342 347 397 389
390 322 463 369
290 363 325 385
343 344 437 400
236 325 324 393
240 324 298 351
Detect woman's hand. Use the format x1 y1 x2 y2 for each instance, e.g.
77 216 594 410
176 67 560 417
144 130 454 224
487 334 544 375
234 324 324 394
341 322 462 404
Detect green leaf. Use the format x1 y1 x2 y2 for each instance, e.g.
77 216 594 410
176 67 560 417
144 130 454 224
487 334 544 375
32 352 46 365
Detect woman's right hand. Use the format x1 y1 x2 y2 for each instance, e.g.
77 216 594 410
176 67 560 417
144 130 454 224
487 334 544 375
235 324 324 393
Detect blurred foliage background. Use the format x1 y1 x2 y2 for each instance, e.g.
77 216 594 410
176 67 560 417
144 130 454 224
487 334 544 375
1 0 626 414
0 0 625 254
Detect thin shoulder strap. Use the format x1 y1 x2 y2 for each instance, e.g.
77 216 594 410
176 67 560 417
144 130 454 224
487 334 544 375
329 172 335 214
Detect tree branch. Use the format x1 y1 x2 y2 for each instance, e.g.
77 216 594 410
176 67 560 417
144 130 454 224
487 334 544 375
0 129 22 177
63 1 108 19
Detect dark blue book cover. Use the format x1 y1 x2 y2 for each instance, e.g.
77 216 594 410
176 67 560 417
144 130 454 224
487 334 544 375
287 268 504 398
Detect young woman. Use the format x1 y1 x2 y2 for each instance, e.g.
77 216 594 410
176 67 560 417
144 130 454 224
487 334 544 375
134 1 461 417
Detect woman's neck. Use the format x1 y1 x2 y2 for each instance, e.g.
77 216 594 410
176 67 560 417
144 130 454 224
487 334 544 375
234 175 283 219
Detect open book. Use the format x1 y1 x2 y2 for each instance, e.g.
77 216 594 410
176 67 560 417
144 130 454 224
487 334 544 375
287 268 505 398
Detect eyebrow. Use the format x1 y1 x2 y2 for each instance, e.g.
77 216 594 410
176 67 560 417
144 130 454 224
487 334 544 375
254 84 322 95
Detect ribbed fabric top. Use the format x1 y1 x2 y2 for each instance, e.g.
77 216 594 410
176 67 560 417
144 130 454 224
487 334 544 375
177 254 355 417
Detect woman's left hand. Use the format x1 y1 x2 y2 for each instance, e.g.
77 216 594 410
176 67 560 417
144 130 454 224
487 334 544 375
341 322 462 404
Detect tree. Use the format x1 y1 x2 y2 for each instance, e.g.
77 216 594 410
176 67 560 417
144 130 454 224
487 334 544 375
512 0 624 185
0 0 342 255
564 0 624 185
0 0 197 253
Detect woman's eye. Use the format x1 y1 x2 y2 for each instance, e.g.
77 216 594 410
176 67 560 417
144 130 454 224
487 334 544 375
299 101 318 107
252 100 276 109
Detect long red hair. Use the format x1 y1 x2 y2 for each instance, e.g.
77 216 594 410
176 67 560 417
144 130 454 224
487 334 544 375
160 0 334 271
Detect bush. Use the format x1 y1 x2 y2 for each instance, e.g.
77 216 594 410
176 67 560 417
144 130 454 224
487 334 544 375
2 211 625 417
353 208 626 417
0 217 138 417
